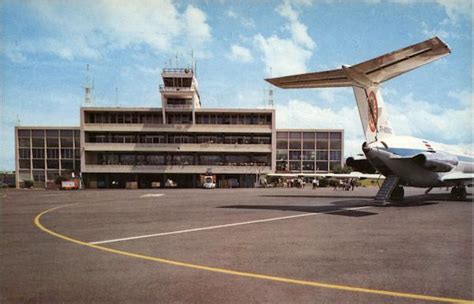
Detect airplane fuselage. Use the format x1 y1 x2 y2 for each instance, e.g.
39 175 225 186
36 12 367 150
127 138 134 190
363 135 474 188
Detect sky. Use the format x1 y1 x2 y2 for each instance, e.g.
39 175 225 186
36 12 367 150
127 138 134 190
0 0 472 171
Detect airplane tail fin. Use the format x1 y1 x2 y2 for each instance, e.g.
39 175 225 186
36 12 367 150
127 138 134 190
266 37 451 142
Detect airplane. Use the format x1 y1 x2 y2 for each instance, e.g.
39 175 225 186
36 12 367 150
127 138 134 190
266 37 473 203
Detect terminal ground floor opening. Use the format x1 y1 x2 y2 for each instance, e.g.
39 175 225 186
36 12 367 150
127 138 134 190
83 173 258 189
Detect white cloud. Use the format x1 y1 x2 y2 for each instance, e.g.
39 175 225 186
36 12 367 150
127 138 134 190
435 0 472 23
6 0 212 61
275 99 365 157
448 90 473 108
388 92 472 144
225 8 255 29
228 45 253 63
254 34 312 76
254 0 316 76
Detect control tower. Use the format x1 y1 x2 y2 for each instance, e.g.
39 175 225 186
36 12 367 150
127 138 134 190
159 68 201 124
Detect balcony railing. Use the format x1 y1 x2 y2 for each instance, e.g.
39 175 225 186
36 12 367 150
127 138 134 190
162 68 193 74
159 85 193 92
165 104 193 109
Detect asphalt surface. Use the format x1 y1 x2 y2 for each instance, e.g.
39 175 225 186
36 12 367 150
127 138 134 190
1 187 472 303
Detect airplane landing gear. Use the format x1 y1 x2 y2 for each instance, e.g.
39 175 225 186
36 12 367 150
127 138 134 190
390 185 404 201
450 186 466 201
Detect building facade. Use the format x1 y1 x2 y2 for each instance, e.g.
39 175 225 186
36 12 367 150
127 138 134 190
80 68 276 188
276 130 344 173
14 68 344 188
15 127 80 188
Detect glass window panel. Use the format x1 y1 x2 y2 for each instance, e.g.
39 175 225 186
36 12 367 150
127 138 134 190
289 161 301 171
330 151 341 161
330 140 341 150
302 162 315 171
19 138 30 147
330 162 341 171
330 132 341 140
19 160 30 169
47 149 59 159
303 141 314 149
199 155 222 165
289 151 301 160
317 132 328 139
289 140 301 149
303 132 315 140
276 140 287 149
316 140 328 149
32 130 44 137
47 160 59 169
33 160 45 169
61 160 74 170
18 130 30 137
276 149 288 161
32 138 45 147
46 130 59 137
316 161 329 171
276 161 288 171
277 132 288 139
32 149 44 159
61 130 73 137
302 151 315 160
61 149 74 159
316 151 328 160
19 149 30 159
47 137 59 147
61 137 73 147
289 132 301 140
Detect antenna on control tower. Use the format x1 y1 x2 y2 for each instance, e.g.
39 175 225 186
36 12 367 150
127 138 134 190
267 67 274 108
83 64 93 105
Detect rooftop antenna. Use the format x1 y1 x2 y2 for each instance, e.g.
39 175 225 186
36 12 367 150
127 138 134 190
84 64 93 105
190 49 194 70
115 87 119 107
267 67 274 108
175 52 179 68
16 114 21 126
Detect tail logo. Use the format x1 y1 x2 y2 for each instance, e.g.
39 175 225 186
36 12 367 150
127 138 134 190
367 91 378 132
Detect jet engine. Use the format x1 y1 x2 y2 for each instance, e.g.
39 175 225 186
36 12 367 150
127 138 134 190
412 152 458 172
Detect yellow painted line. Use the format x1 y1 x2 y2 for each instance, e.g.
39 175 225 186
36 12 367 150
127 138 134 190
35 205 473 304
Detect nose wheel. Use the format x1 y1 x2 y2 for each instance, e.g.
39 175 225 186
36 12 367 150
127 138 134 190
450 186 467 201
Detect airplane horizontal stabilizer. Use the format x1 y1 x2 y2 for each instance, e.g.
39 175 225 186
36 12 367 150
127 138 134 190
265 37 450 88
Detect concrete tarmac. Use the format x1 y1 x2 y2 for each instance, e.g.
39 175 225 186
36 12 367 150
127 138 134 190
1 187 472 303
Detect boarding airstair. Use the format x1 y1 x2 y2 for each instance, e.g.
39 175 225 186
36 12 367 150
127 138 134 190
374 175 400 205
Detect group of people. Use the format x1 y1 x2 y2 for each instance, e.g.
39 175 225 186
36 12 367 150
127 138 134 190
333 178 356 191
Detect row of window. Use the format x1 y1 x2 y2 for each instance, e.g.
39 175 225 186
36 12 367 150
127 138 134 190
276 132 341 140
276 161 341 172
276 150 341 161
18 137 79 148
92 153 270 167
277 140 342 150
86 133 272 145
85 112 272 125
19 159 80 170
17 129 79 138
19 148 79 159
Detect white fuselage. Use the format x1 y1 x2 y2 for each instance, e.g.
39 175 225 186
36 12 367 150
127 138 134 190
363 135 474 188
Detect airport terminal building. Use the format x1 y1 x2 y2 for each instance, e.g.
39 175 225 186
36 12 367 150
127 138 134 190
15 68 343 188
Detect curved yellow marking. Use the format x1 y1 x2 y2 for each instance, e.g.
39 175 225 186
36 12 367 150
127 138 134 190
35 205 473 304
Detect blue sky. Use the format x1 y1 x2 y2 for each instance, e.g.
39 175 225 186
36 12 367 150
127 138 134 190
1 0 472 171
